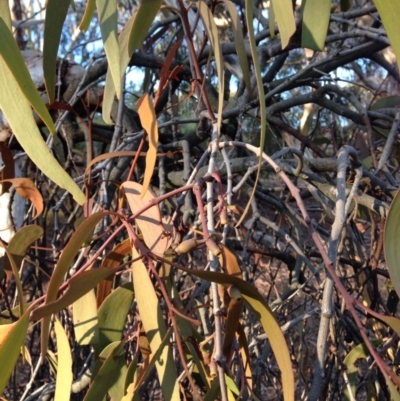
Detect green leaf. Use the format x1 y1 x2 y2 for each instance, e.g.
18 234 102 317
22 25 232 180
384 190 400 297
271 0 296 49
103 0 162 124
79 0 96 31
54 317 73 401
0 2 12 29
0 18 55 134
0 311 30 394
236 0 268 227
343 343 370 401
94 282 134 355
73 289 99 345
131 247 180 401
302 0 332 51
41 213 105 357
372 0 400 72
370 96 400 110
173 265 295 401
96 0 121 99
84 341 125 401
198 1 224 133
0 61 86 205
31 266 118 321
43 0 71 104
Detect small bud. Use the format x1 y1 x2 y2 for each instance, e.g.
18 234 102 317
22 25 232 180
175 238 198 254
227 285 242 301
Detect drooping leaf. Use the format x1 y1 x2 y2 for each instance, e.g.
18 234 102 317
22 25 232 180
0 311 29 394
269 0 276 38
0 61 85 205
54 317 73 401
236 0 268 227
271 0 296 49
0 18 55 134
84 341 125 401
0 178 43 219
384 190 400 297
103 0 162 124
137 94 159 198
79 0 96 31
198 1 224 133
73 289 99 345
94 282 134 356
131 246 180 401
122 181 172 255
302 0 332 51
40 213 105 358
43 0 71 104
96 0 121 99
372 0 400 71
221 1 253 97
172 264 295 401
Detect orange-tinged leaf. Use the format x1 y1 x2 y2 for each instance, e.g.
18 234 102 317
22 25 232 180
0 143 14 194
137 94 159 198
122 181 172 255
1 178 43 219
54 317 73 401
0 311 29 394
97 239 131 307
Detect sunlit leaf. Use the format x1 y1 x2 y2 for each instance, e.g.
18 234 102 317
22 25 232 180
370 96 400 110
0 311 29 394
271 0 296 49
372 0 400 71
0 60 85 204
122 181 172 255
73 289 99 345
54 317 73 401
96 0 121 99
137 94 159 198
302 0 332 51
198 1 224 133
0 18 55 133
131 246 180 401
79 0 96 31
84 341 125 401
43 0 71 104
41 213 105 357
0 178 43 219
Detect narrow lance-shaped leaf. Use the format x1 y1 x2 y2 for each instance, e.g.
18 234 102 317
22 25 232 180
43 0 71 104
198 1 224 133
271 0 296 49
137 94 159 198
79 0 96 31
372 0 400 72
131 246 180 401
0 18 55 134
96 0 121 99
302 0 332 51
41 213 105 358
54 317 73 401
103 0 162 124
0 311 30 394
236 0 267 227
